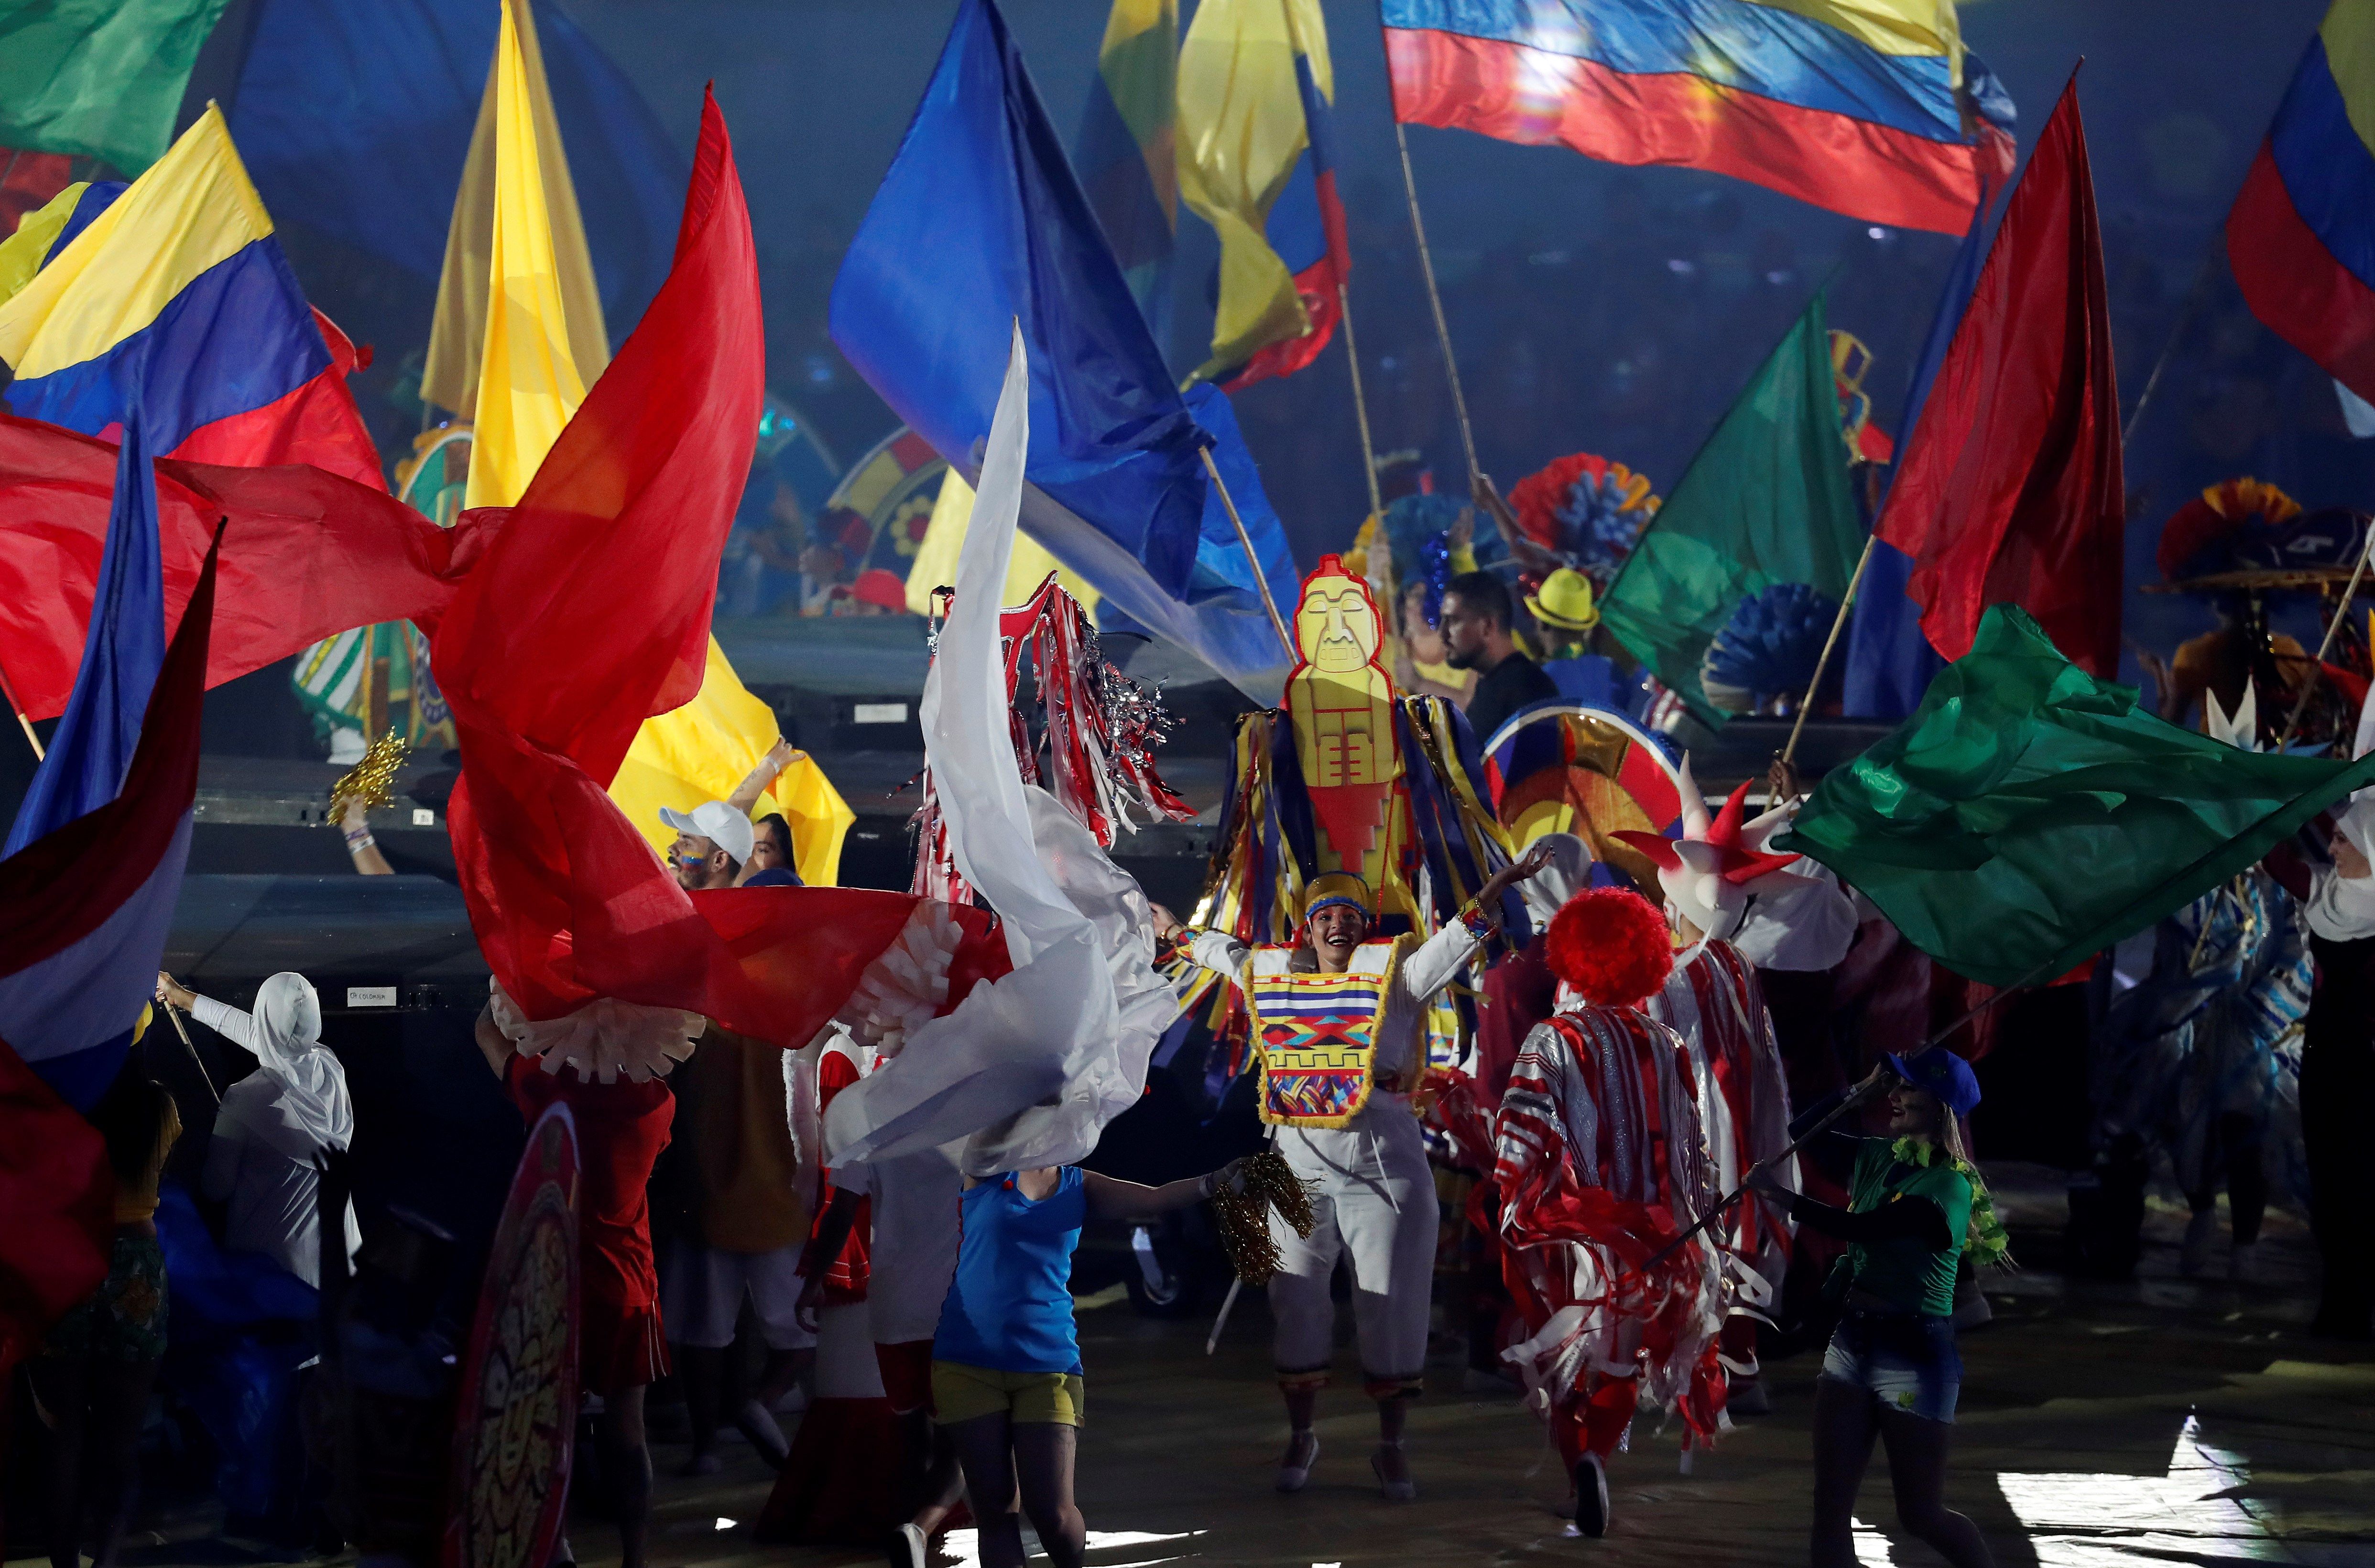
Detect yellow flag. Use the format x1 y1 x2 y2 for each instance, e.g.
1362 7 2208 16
463 0 589 510
0 182 87 308
1176 0 1331 383
610 639 858 887
904 469 1100 616
421 0 608 424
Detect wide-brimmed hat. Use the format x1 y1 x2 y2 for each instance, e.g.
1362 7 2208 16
1525 567 1599 633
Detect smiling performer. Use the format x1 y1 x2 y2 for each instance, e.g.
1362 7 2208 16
1156 843 1553 1501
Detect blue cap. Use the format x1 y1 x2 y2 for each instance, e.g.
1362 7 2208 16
1883 1050 1982 1118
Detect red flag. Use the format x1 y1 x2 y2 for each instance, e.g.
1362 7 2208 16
0 413 494 719
430 90 981 1046
1875 78 2124 677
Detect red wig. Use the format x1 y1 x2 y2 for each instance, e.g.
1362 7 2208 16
1546 888 1674 1008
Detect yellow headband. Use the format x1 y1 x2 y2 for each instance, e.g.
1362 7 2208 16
1302 871 1376 923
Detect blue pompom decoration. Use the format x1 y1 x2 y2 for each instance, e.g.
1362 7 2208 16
1416 534 1452 626
1702 582 1840 704
1555 469 1647 581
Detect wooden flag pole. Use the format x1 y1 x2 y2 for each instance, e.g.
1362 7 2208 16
1337 283 1386 526
1390 117 1481 489
1780 532 1880 768
0 654 45 761
1201 446 1297 661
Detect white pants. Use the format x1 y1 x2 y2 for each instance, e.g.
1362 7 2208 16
1267 1106 1439 1396
661 1240 816 1351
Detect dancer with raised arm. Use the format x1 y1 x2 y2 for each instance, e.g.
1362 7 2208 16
1153 838 1556 1501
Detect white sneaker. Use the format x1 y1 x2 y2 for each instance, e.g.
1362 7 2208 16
892 1521 928 1568
2180 1209 2218 1277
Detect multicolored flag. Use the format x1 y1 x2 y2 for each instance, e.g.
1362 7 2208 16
0 521 218 1111
1782 604 2375 989
1075 0 1179 347
1842 178 1999 721
1380 0 2015 237
2229 0 2375 404
1598 290 1864 726
0 0 230 175
1177 0 1350 389
0 106 382 489
1874 78 2124 679
0 529 220 1377
5 420 163 857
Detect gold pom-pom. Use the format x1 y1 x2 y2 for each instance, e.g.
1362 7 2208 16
328 732 409 825
1210 1149 1318 1285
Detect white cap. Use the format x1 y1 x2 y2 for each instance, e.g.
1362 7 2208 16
659 800 754 866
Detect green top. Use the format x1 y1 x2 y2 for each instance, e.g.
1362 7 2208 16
1840 1137 1972 1318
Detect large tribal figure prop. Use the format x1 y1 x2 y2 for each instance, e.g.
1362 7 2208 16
1178 553 1525 1079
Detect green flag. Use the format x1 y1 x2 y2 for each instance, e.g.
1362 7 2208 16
1778 605 2375 988
0 0 231 174
1599 289 1863 725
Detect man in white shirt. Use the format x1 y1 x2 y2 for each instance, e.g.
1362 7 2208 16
1153 842 1553 1500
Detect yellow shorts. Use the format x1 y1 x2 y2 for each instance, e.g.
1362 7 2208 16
930 1361 1086 1427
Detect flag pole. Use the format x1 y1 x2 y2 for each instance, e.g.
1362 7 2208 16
1389 118 1480 489
2119 239 2220 447
1199 446 1296 661
161 1002 220 1104
1780 532 1879 767
2275 523 2375 751
0 656 46 761
1336 283 1386 526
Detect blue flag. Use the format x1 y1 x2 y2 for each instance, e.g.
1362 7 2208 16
1842 180 2000 721
829 0 1299 698
7 420 167 857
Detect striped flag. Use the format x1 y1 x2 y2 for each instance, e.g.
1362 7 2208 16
1381 0 2014 237
1178 0 1351 389
0 106 381 488
2229 0 2375 403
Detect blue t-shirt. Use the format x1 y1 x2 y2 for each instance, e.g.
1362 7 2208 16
932 1165 1086 1374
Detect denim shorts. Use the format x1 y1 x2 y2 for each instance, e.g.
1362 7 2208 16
1819 1307 1960 1423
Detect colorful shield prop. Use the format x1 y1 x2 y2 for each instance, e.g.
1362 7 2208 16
443 1103 580 1568
1481 703 1687 889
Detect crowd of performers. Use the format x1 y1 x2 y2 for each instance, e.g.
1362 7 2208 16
31 442 2375 1568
